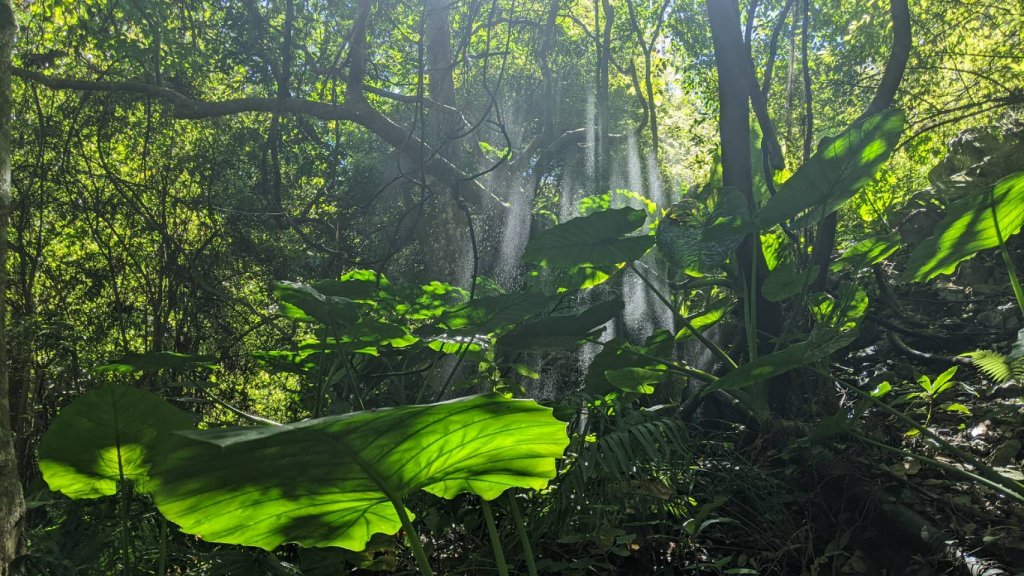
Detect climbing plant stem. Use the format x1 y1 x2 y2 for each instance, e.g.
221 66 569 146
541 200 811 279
480 499 510 576
506 493 538 576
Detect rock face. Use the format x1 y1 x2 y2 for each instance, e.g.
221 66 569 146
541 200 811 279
897 117 1024 250
928 117 1024 198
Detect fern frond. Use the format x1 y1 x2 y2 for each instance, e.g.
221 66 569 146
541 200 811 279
963 350 1012 383
559 417 691 488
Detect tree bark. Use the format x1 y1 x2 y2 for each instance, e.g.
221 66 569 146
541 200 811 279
0 0 25 572
422 0 473 285
707 0 778 334
809 0 910 290
424 0 459 153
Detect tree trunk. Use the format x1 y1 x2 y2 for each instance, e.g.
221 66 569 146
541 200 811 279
0 0 25 572
421 0 472 286
707 0 779 338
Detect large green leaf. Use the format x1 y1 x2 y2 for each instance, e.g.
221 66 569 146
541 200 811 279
38 384 193 499
497 298 624 352
523 207 654 268
148 394 568 551
275 282 361 325
703 330 854 396
656 188 747 276
904 172 1024 281
439 292 557 335
831 231 901 272
603 368 663 395
758 109 905 229
95 351 218 373
583 333 672 396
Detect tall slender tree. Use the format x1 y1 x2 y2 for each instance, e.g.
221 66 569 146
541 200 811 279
0 0 24 572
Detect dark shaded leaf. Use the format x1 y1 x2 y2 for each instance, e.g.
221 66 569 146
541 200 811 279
498 298 624 352
523 207 653 268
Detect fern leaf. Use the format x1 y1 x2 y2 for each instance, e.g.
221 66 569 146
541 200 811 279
963 350 1012 383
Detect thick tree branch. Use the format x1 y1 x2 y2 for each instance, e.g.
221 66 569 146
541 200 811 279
13 66 489 206
347 0 371 102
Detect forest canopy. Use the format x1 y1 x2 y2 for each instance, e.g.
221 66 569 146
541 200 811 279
0 0 1023 574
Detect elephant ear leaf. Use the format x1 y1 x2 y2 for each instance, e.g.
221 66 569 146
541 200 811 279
95 351 218 373
904 172 1024 282
759 109 905 229
497 298 624 352
148 394 568 552
38 384 193 499
275 281 361 326
523 207 654 268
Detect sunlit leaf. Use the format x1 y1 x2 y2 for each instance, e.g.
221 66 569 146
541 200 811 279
904 172 1024 281
831 232 901 272
38 384 193 498
149 394 568 551
759 110 905 229
676 299 734 341
275 282 360 325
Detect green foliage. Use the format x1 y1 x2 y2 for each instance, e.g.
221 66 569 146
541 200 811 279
16 0 1024 571
904 172 1024 281
758 110 906 229
274 282 362 325
910 366 958 400
95 352 219 373
578 189 657 216
603 368 664 395
523 207 654 269
963 350 1017 383
149 394 568 551
831 232 901 272
963 327 1024 383
439 292 558 336
656 188 747 276
39 388 568 555
38 384 193 498
497 298 624 352
676 298 733 340
761 262 819 302
705 286 867 402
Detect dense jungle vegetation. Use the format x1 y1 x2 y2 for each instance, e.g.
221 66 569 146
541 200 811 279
0 0 1023 573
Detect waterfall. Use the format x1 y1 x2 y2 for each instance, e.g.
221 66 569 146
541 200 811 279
494 173 532 289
